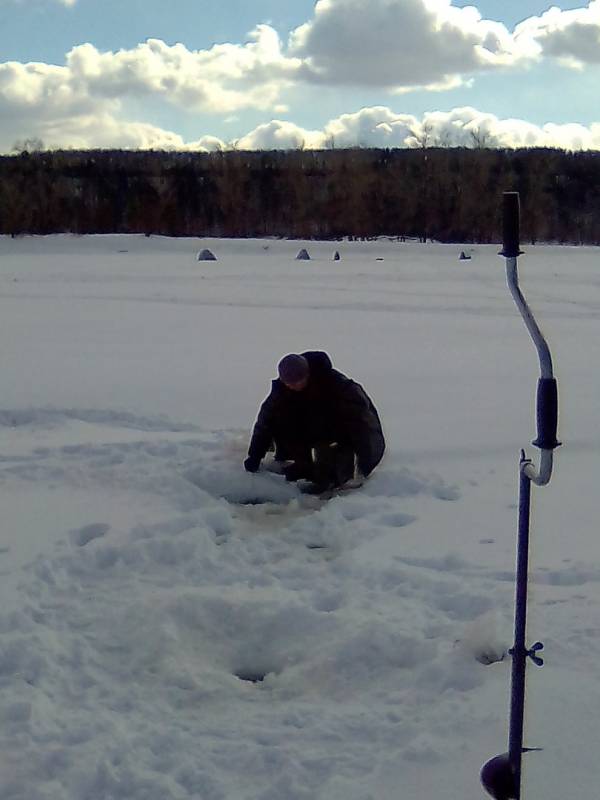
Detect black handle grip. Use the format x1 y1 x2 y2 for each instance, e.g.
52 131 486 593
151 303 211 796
532 378 560 449
500 191 523 258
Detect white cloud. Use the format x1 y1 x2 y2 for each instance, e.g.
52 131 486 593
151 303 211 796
2 4 600 152
64 28 298 113
0 27 297 123
289 0 526 91
515 1 600 67
2 0 600 145
43 116 189 151
0 60 101 119
235 119 324 150
233 106 600 151
2 1 599 154
0 59 229 151
0 29 299 150
322 107 417 147
4 98 600 154
4 110 211 153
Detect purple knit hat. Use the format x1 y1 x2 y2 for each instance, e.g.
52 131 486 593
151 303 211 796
278 354 309 385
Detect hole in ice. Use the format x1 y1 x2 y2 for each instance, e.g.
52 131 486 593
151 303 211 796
234 670 268 683
236 497 273 506
184 465 297 506
70 523 110 547
475 648 507 666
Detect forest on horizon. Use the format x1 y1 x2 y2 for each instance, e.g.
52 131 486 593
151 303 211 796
2 146 600 245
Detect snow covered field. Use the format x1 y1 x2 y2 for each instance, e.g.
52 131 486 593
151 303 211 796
0 234 599 799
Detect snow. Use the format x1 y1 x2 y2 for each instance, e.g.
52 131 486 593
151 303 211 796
0 234 599 799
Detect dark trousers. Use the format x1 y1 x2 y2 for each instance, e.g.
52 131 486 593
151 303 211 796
274 439 355 487
313 442 355 487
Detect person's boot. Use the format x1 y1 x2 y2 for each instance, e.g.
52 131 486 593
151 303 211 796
283 461 314 482
305 443 355 493
332 444 355 486
305 443 337 492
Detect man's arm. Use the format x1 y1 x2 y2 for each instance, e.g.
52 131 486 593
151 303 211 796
245 393 277 471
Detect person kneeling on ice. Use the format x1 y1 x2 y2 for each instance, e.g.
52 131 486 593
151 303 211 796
244 351 385 493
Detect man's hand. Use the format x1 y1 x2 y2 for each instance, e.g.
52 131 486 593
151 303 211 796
244 456 261 473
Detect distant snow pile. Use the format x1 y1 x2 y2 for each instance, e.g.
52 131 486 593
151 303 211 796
197 248 217 261
296 248 310 260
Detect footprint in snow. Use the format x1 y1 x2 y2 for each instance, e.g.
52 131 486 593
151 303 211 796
70 523 110 547
378 512 417 528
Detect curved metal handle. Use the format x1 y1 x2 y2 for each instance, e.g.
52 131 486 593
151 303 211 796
501 193 560 475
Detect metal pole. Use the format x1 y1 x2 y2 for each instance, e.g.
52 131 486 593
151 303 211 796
508 456 532 798
481 192 559 800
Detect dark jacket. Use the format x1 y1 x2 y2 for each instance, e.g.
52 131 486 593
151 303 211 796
248 351 385 476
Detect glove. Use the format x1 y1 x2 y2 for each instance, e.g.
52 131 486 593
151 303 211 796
244 456 260 473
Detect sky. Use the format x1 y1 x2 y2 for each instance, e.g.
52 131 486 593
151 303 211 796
1 0 599 152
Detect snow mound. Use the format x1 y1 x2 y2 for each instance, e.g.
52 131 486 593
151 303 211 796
197 248 217 261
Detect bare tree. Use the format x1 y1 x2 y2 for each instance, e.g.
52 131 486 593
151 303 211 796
408 122 433 149
469 127 492 149
12 137 45 154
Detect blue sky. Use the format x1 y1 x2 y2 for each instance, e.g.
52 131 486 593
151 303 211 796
1 0 599 152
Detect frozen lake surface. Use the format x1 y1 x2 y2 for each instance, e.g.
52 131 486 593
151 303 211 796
0 234 599 799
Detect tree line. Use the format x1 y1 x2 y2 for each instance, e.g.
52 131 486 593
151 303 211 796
2 147 600 244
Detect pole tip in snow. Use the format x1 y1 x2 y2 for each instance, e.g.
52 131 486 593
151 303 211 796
480 752 517 799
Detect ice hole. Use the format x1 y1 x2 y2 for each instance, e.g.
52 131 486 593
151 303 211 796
236 497 272 506
235 670 268 683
